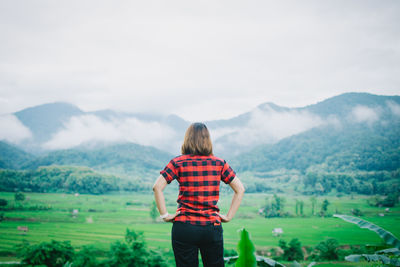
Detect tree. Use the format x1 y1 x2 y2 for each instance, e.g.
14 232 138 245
315 239 339 260
321 199 330 212
15 192 25 202
150 201 158 222
315 182 324 194
263 195 286 218
278 238 304 261
106 228 167 267
299 200 304 216
21 240 74 267
310 197 317 216
73 245 98 267
319 199 330 217
0 199 7 207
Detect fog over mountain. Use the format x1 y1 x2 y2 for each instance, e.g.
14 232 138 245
0 92 399 159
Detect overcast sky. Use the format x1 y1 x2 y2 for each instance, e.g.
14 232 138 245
0 0 399 121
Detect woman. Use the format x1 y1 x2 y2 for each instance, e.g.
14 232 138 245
153 122 245 267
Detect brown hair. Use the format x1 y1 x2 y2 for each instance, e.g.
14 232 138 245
181 122 213 156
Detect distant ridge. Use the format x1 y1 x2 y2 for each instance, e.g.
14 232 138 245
14 102 84 144
0 141 34 169
1 92 399 167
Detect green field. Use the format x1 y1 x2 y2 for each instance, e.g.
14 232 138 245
0 190 399 266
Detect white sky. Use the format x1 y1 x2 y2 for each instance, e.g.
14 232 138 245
0 0 399 121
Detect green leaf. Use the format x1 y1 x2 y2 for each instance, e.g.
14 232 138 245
333 214 400 248
235 228 257 267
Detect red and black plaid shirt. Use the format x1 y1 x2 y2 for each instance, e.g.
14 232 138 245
160 154 236 226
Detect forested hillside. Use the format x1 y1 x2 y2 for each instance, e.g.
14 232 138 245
0 165 145 194
0 141 34 169
1 92 399 195
22 143 173 179
234 123 400 173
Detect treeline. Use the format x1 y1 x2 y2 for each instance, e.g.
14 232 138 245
0 141 171 180
303 169 400 195
16 229 169 267
0 166 149 194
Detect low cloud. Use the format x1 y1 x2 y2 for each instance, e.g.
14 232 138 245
350 105 380 123
387 101 400 116
215 108 328 150
43 115 177 151
0 114 32 144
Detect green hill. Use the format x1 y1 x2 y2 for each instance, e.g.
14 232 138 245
14 102 84 144
234 122 400 173
0 141 35 169
22 142 173 180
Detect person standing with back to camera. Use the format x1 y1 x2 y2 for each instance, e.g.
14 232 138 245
153 122 245 267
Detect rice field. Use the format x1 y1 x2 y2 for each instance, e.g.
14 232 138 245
0 190 399 266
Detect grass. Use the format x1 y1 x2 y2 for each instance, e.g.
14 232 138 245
0 190 399 266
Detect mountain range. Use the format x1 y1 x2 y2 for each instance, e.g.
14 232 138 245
0 92 399 181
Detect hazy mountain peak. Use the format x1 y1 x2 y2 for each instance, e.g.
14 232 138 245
13 102 84 146
15 102 83 115
257 102 290 112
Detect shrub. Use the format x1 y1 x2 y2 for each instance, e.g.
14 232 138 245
368 194 399 207
351 208 363 216
105 228 168 267
262 195 288 218
73 245 99 267
315 239 339 260
0 198 7 207
14 192 25 201
278 238 304 261
21 240 74 267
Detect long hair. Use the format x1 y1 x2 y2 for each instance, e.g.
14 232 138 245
181 122 213 156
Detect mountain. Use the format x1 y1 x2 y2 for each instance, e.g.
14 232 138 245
22 142 173 180
0 141 35 169
7 102 189 154
1 92 399 194
14 102 84 145
231 92 400 170
208 92 400 159
4 92 399 158
1 92 400 171
233 122 400 173
304 92 400 117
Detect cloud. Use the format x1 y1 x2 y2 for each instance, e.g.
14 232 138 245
0 114 32 143
214 107 328 150
0 1 399 120
43 115 177 151
350 105 380 123
387 101 400 116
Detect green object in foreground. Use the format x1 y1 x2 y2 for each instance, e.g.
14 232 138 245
236 228 257 267
224 228 285 266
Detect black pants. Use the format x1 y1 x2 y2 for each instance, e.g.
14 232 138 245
172 222 224 267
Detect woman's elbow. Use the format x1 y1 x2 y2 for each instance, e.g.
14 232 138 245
152 182 161 192
238 185 245 195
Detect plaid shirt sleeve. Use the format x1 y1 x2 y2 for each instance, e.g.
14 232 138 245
160 159 179 184
221 160 236 184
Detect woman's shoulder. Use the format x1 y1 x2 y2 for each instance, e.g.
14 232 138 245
209 155 226 163
170 154 226 164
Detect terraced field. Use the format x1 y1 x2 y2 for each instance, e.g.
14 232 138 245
0 191 399 266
